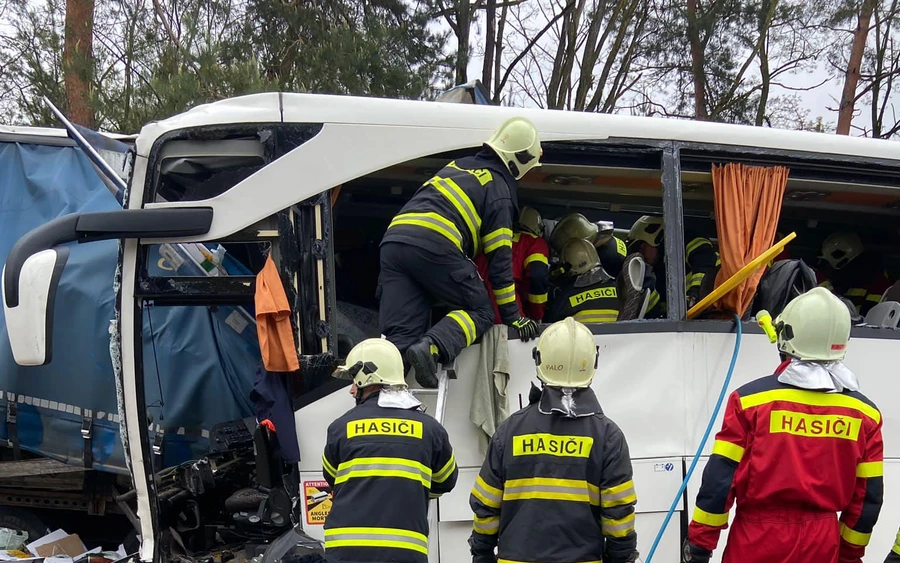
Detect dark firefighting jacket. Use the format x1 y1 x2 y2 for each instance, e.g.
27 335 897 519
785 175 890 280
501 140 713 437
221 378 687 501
469 387 638 563
688 362 884 563
475 231 551 322
382 151 520 323
818 253 892 316
546 267 619 324
322 392 459 563
645 235 719 318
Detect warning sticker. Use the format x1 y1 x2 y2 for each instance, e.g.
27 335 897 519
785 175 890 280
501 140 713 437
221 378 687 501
305 480 333 525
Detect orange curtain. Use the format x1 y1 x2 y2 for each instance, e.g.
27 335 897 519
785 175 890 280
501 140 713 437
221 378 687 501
256 253 301 372
712 163 789 316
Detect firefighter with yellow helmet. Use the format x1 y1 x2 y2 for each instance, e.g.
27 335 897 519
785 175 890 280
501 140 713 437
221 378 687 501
379 117 542 388
468 318 639 563
626 215 719 317
816 232 892 316
545 238 620 323
684 288 883 563
549 212 628 279
323 338 458 563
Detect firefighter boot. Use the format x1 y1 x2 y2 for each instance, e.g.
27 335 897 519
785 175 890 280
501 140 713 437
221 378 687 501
407 338 439 389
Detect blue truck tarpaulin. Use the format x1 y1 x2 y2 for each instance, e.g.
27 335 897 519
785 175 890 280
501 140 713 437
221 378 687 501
0 139 261 473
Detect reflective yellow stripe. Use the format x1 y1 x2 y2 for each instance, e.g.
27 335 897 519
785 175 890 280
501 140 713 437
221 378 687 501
483 227 513 254
429 176 481 253
524 252 549 266
692 506 729 527
615 237 627 256
503 477 600 505
712 440 745 463
686 272 704 290
447 160 493 186
600 480 636 508
472 514 499 535
686 238 712 258
325 527 428 555
493 284 517 305
335 457 432 487
892 529 900 554
846 288 867 297
389 212 463 251
866 293 882 303
740 389 880 423
601 512 635 538
648 290 660 310
447 310 476 346
433 452 457 483
840 523 871 547
573 309 618 323
856 461 883 478
322 454 337 478
820 280 834 290
527 293 547 304
472 475 503 508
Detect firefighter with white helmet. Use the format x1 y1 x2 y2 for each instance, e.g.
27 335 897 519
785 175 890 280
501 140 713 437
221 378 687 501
545 238 620 323
684 287 883 563
626 215 719 317
469 318 639 563
322 338 458 563
817 232 891 316
380 117 542 388
549 212 628 279
474 205 552 323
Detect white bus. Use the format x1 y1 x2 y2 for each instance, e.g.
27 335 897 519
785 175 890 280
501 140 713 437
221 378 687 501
4 93 900 562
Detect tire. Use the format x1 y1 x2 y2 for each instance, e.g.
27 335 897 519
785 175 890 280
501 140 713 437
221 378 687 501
0 506 50 544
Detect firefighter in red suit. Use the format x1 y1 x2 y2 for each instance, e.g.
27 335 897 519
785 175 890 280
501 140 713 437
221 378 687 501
683 287 884 563
475 206 550 323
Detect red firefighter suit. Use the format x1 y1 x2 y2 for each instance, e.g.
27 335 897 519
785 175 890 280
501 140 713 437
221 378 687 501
688 361 884 563
475 231 550 322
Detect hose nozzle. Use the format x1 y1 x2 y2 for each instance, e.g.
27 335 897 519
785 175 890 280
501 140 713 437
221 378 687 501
756 310 777 343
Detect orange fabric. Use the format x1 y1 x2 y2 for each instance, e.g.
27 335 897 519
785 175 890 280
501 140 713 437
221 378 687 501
255 254 300 372
712 163 789 316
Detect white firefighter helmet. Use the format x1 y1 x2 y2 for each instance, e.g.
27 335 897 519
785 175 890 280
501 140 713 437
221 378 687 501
550 213 599 254
518 206 543 236
485 117 542 180
627 216 665 248
332 338 407 388
775 287 851 361
562 238 601 276
533 317 598 388
820 232 863 270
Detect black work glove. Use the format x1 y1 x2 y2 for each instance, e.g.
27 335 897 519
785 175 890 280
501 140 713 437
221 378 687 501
511 316 538 341
682 539 711 563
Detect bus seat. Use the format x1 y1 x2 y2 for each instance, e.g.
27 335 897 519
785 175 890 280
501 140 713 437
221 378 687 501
865 301 900 329
617 253 650 321
881 281 900 304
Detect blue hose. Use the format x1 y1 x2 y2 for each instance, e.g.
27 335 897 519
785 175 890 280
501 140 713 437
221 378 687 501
644 314 743 562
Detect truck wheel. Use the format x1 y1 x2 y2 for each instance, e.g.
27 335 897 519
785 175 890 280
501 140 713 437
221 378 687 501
0 507 50 543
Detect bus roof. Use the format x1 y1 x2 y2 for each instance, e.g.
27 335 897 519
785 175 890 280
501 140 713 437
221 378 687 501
0 124 135 146
137 92 900 164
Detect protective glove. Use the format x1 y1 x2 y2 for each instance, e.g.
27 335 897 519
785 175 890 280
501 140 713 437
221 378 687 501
511 317 538 341
681 539 711 563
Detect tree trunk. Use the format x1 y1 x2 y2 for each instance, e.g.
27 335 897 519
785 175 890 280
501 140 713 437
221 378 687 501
63 0 95 127
482 0 496 94
492 2 508 103
837 0 878 135
455 0 472 85
755 0 778 126
686 0 708 120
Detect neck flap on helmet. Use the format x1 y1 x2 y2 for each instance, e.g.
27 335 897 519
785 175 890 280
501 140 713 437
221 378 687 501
538 386 603 418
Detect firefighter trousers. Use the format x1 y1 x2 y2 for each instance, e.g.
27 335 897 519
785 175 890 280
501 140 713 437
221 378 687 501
378 242 494 363
721 506 839 563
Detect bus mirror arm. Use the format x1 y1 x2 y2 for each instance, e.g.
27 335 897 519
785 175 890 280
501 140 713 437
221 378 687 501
2 207 213 366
